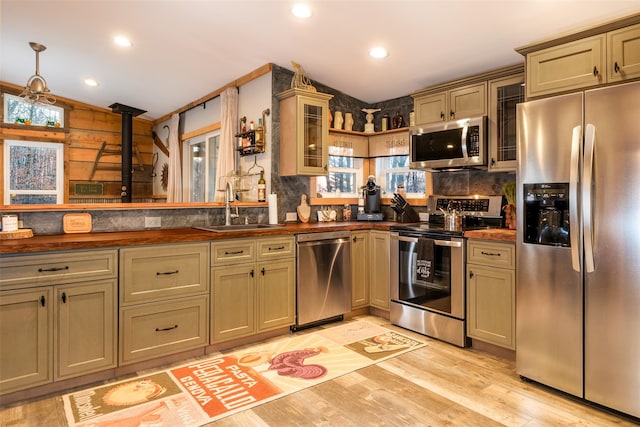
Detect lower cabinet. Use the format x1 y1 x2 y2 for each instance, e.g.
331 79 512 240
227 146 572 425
466 240 516 349
211 237 295 343
369 230 390 311
0 249 118 395
119 242 210 365
119 295 209 365
350 230 370 309
2 283 119 394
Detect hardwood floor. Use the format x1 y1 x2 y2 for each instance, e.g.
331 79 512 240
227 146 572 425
1 315 637 426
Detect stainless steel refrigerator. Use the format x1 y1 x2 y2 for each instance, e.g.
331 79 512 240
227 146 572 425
516 80 640 419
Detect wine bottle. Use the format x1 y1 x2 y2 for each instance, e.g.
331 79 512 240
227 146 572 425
257 170 266 202
255 118 264 150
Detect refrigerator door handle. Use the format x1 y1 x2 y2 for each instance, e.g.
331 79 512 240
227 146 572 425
583 124 596 273
569 125 582 272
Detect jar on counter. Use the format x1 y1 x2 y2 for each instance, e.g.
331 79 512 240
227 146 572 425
343 204 352 221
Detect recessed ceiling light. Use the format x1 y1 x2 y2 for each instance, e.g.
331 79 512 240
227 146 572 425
84 78 99 87
369 47 389 59
291 3 312 18
114 35 132 47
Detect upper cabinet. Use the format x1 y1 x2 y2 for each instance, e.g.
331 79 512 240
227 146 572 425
278 89 334 176
608 23 640 83
414 83 486 126
518 19 640 98
525 35 607 98
412 64 524 172
488 73 524 172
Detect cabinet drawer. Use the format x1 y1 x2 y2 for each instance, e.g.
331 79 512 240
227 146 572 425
0 249 117 290
467 240 515 269
120 243 209 305
119 295 209 365
257 237 295 260
212 239 255 265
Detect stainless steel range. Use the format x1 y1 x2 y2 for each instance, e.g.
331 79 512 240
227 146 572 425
390 195 503 347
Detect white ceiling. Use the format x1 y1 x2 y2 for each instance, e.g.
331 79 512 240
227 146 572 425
3 1 640 121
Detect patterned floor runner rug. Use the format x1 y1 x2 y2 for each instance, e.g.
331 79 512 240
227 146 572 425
63 320 425 426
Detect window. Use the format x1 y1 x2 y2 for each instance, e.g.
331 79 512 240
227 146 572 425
4 140 65 204
375 155 426 197
4 93 64 127
315 147 364 197
183 132 219 202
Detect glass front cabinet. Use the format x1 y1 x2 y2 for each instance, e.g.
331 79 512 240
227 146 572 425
278 89 334 176
488 74 524 172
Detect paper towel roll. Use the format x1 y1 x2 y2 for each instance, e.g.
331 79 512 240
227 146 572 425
268 193 278 224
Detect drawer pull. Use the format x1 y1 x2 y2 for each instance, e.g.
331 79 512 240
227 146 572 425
38 266 69 272
268 246 285 251
481 251 501 257
157 270 179 276
155 324 178 332
225 250 244 255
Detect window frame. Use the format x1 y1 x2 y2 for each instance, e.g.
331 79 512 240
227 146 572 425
182 131 220 202
3 139 65 205
3 93 65 128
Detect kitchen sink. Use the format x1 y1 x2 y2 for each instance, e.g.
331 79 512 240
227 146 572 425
193 224 284 232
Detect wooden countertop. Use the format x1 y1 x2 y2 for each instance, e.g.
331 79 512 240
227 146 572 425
0 221 397 255
464 228 516 243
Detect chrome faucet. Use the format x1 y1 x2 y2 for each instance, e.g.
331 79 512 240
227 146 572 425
225 181 239 225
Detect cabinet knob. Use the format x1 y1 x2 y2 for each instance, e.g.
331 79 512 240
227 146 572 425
450 110 455 119
250 269 255 277
593 66 600 78
61 292 67 304
440 112 445 120
261 267 266 275
614 62 621 74
491 158 496 166
40 295 46 307
469 271 474 279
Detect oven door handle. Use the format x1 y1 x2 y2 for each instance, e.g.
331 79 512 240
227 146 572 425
396 235 462 248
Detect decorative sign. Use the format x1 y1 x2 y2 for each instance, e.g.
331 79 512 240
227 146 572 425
75 183 104 195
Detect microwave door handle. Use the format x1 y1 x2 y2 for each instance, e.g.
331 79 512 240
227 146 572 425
460 123 469 159
569 125 582 272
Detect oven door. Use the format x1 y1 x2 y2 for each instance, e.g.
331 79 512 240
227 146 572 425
390 233 465 319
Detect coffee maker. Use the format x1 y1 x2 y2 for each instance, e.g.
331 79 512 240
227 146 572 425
357 175 384 221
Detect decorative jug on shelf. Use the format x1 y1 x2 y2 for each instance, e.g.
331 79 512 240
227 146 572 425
344 112 354 131
333 111 343 130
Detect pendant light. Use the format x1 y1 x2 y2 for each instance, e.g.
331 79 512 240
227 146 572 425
18 42 56 105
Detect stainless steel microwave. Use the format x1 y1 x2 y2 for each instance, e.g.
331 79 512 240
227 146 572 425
409 116 487 170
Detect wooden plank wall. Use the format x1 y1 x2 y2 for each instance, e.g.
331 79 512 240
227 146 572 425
1 83 154 202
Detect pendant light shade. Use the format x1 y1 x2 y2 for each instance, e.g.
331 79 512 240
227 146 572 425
18 42 56 105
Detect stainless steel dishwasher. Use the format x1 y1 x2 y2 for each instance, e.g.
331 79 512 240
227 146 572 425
294 231 352 329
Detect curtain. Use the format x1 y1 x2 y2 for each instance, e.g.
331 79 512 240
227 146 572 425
215 87 238 202
166 113 182 202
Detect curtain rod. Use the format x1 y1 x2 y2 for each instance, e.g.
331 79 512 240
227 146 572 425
152 63 272 126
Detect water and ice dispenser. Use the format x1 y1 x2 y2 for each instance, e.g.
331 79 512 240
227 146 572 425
523 183 571 247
